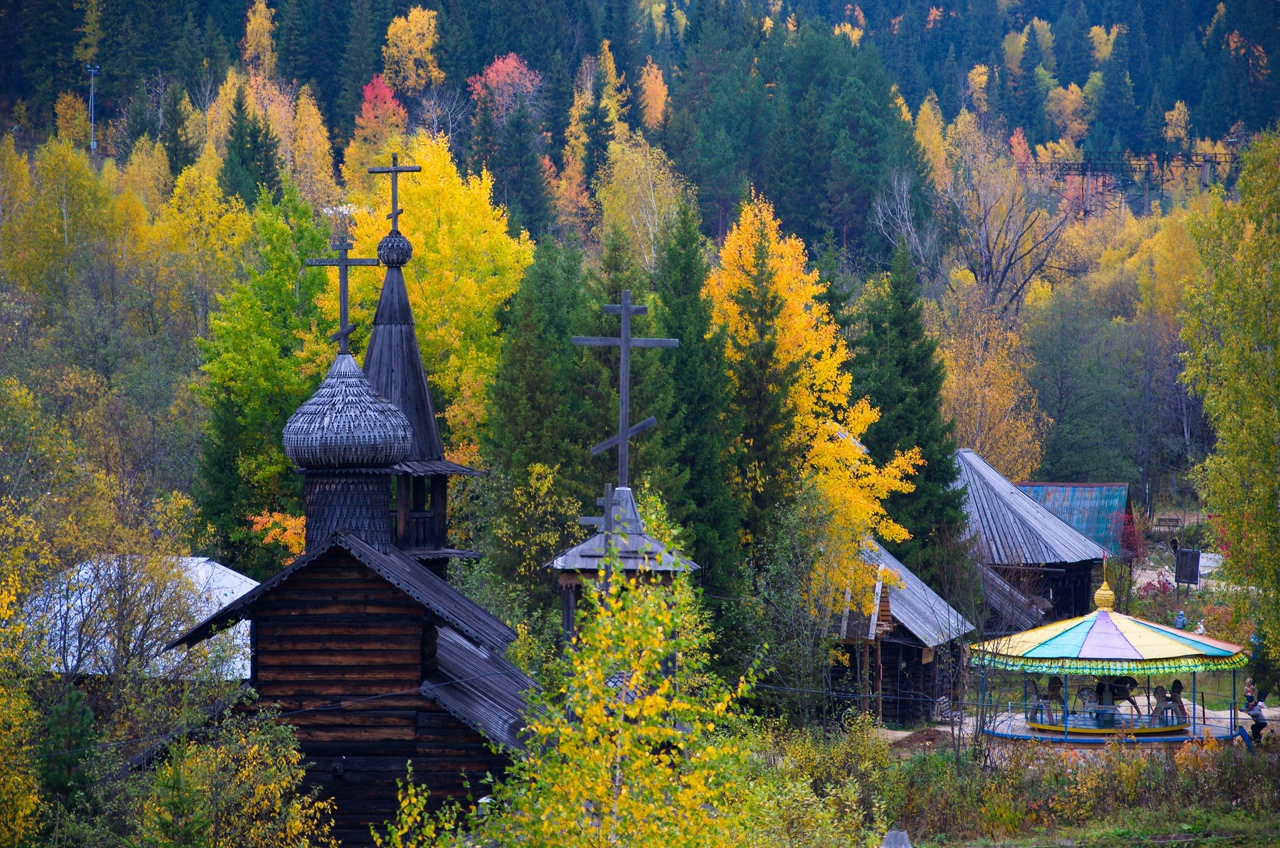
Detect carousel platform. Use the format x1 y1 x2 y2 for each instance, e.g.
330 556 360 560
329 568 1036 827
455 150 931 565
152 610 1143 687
985 710 1239 745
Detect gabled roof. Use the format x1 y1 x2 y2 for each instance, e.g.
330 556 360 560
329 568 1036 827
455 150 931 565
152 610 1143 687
1016 482 1130 558
864 542 974 647
956 450 1108 566
422 626 539 751
547 487 698 574
362 265 467 470
980 565 1046 632
169 533 516 653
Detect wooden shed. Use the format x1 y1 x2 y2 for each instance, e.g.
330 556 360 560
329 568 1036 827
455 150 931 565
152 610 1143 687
956 450 1109 627
835 542 974 725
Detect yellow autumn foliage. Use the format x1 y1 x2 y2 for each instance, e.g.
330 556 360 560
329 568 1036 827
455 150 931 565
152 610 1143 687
347 131 534 460
382 7 445 97
939 274 1044 480
0 500 44 845
136 710 338 848
707 194 918 616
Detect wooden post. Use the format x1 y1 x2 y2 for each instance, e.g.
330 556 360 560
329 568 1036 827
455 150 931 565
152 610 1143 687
432 476 447 548
876 639 884 720
396 474 410 545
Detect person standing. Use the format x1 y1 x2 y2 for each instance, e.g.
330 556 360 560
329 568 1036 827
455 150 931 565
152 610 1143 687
1245 696 1268 743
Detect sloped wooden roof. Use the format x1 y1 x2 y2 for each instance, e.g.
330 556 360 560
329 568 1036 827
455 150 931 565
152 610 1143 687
956 450 1108 566
423 627 538 751
865 542 974 647
169 533 517 653
980 565 1046 632
546 487 698 574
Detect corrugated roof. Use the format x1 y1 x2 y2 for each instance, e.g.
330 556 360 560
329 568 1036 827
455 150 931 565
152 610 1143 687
169 533 517 653
422 626 538 751
866 542 974 647
956 450 1108 566
1015 483 1129 557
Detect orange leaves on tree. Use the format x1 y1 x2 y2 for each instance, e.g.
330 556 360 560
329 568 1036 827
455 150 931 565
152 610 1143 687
341 75 408 192
250 511 306 556
708 193 849 448
637 58 668 131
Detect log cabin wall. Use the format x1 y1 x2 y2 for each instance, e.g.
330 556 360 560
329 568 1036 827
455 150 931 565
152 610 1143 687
250 549 509 846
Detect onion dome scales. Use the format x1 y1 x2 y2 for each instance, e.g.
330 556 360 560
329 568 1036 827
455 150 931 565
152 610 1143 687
283 354 412 469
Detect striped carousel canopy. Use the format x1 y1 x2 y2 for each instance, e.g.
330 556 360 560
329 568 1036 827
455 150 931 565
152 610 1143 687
970 581 1248 676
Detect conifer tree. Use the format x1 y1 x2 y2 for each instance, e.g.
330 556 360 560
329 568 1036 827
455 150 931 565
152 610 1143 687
337 0 378 138
160 83 197 177
652 203 742 579
219 85 282 207
1089 27 1138 150
726 230 801 551
276 0 312 85
849 245 965 583
493 100 552 235
485 242 597 510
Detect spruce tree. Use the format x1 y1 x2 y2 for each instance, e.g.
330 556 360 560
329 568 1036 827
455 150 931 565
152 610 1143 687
494 101 553 237
652 203 742 581
219 86 282 208
848 245 965 585
160 83 197 177
1089 28 1138 150
276 0 312 84
729 229 801 553
485 242 597 506
337 0 377 138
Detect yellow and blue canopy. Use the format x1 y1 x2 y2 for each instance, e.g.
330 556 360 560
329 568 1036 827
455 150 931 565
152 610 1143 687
970 582 1248 676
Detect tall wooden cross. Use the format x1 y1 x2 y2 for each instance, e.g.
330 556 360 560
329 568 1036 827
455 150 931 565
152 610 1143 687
368 153 421 231
304 232 378 354
572 289 678 488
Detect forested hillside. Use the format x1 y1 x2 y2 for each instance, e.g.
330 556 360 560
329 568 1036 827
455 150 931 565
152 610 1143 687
3 0 1280 842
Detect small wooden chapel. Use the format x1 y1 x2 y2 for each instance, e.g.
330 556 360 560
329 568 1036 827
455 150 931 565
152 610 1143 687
171 158 534 846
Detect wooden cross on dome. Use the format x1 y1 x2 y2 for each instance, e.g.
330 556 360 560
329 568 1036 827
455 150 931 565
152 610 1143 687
368 153 421 232
573 290 678 488
304 230 378 354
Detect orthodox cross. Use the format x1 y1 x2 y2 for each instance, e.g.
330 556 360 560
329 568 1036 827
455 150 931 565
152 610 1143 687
572 289 678 488
304 232 378 354
368 153 421 232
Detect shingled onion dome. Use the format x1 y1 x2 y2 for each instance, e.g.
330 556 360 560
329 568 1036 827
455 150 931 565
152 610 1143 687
283 354 413 552
377 229 413 268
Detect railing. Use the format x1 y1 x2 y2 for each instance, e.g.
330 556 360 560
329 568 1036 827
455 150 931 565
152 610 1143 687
393 510 435 549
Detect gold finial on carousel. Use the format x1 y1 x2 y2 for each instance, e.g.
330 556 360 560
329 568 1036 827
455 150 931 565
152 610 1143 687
1094 560 1115 611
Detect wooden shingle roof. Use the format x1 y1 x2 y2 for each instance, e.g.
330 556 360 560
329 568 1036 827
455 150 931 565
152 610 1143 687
546 487 698 575
423 627 539 751
956 450 1108 566
865 542 974 647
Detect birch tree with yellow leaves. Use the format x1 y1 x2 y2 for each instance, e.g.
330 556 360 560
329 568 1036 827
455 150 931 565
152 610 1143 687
346 131 534 461
706 193 919 616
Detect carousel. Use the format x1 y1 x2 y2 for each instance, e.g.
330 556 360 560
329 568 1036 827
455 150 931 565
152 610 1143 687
971 579 1250 743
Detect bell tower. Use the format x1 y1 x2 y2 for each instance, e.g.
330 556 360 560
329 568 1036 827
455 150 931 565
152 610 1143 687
361 154 481 576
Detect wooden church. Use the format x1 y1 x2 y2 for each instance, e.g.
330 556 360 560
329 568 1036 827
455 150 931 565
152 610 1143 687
171 160 535 846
